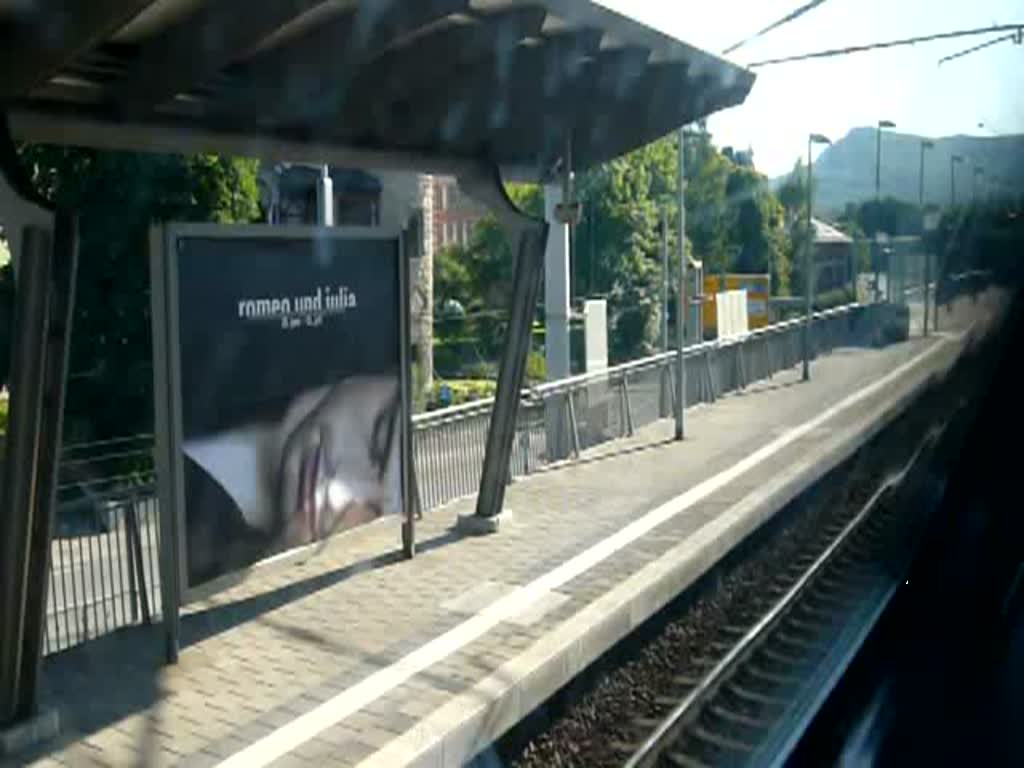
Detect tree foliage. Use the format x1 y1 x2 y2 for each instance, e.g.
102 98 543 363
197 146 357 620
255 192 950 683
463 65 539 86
844 197 922 237
4 147 261 441
777 158 809 220
573 126 792 360
436 128 796 366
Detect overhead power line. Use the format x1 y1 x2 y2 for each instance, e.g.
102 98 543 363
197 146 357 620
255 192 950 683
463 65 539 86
745 23 1023 67
722 0 832 55
938 29 1023 65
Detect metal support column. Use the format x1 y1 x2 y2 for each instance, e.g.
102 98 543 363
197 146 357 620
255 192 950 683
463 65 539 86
19 210 78 714
457 164 547 530
0 227 51 727
469 227 546 525
659 209 670 417
803 136 814 382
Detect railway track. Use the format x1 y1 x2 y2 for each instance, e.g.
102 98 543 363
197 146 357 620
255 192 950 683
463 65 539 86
619 426 945 768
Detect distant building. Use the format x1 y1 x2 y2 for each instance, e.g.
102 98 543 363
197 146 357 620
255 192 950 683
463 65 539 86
811 218 854 294
259 164 436 386
428 176 488 253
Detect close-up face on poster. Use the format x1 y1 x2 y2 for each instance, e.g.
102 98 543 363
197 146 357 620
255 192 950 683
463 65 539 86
169 231 403 588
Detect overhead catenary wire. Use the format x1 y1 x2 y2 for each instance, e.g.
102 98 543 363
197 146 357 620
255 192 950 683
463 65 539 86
938 31 1022 65
723 0 833 55
745 23 1024 67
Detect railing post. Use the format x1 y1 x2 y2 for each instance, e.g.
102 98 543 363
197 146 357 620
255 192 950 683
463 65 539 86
659 365 671 418
705 348 717 403
520 419 532 475
621 373 635 437
741 342 749 391
667 362 679 411
566 391 582 457
125 501 151 625
126 512 139 624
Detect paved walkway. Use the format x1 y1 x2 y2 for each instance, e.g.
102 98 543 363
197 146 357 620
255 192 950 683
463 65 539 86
13 297 995 768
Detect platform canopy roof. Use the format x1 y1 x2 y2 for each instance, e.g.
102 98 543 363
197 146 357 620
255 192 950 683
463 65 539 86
0 0 754 178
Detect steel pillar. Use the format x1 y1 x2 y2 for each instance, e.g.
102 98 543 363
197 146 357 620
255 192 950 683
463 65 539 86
0 115 75 738
0 226 51 726
457 165 547 529
18 211 78 713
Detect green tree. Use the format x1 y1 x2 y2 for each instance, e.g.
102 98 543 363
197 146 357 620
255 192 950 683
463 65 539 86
724 164 789 293
683 126 732 275
575 133 678 360
852 197 922 237
437 128 794 367
777 158 809 222
573 127 793 358
507 182 543 218
7 147 261 441
836 208 872 274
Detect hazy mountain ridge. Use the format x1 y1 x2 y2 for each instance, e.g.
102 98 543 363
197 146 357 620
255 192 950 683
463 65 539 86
775 126 1024 214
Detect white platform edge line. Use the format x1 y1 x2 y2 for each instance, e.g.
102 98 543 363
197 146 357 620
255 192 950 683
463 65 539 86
215 338 951 768
356 338 956 767
358 454 831 767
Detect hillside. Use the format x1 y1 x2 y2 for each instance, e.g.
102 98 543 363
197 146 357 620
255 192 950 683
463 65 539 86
776 127 1024 214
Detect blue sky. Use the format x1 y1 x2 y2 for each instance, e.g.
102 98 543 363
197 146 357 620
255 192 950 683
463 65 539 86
598 0 1024 177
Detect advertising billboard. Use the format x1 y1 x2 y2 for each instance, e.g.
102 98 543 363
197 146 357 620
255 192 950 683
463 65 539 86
151 224 411 594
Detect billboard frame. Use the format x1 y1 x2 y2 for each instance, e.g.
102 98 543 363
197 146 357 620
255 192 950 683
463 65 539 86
150 222 414 663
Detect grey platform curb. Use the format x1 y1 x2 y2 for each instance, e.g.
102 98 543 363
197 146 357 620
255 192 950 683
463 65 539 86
357 337 961 768
0 709 60 757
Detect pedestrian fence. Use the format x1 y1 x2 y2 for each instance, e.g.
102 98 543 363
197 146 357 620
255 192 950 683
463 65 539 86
44 301 877 655
44 435 160 655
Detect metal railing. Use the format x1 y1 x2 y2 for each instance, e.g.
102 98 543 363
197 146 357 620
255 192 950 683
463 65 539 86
44 302 872 655
45 435 160 655
413 303 868 511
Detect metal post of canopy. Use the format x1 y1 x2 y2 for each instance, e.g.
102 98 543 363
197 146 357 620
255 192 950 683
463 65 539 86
456 165 548 531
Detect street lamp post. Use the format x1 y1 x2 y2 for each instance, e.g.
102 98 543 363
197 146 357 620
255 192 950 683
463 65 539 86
675 125 687 440
874 120 895 301
918 140 933 206
875 120 895 199
951 154 963 206
804 132 831 382
920 139 934 336
950 154 961 206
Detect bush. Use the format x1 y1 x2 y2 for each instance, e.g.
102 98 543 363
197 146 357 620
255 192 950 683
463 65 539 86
426 379 497 410
814 287 856 311
463 360 497 380
526 350 546 383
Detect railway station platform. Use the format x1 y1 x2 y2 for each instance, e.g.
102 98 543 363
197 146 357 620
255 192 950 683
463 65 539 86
11 297 999 768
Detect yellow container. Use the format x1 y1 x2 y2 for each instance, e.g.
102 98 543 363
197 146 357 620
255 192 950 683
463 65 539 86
702 274 771 334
